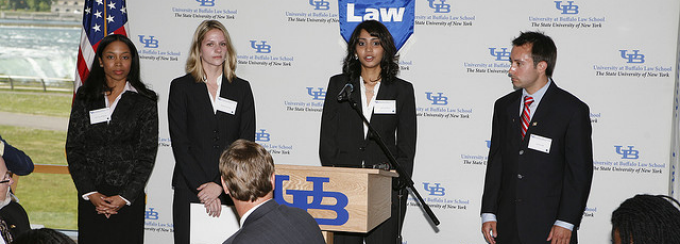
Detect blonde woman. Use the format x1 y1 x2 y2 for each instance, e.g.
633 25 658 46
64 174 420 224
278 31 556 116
168 20 256 244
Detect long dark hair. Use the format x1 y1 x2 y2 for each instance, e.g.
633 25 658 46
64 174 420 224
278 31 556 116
342 20 399 83
77 34 157 101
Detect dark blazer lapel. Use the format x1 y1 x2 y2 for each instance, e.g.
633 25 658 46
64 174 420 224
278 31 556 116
506 91 522 144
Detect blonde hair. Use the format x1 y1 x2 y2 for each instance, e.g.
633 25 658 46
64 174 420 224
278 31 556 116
219 139 274 202
186 20 237 83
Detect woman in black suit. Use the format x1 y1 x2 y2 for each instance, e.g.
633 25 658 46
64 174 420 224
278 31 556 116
168 20 256 244
66 34 158 244
319 20 417 244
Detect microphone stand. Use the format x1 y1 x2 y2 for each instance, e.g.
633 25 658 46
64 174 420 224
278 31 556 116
343 96 440 243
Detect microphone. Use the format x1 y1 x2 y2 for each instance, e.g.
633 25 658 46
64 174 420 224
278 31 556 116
337 83 354 101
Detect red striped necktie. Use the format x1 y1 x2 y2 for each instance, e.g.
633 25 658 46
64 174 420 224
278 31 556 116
521 96 534 139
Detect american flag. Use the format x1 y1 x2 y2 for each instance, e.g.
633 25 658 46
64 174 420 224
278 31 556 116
75 0 129 91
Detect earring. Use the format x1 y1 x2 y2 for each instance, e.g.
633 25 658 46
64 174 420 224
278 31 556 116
354 54 358 60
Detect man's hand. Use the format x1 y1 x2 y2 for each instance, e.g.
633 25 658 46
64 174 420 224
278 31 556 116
547 225 572 244
482 221 497 244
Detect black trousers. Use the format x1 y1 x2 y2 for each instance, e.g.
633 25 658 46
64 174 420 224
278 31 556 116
77 187 145 244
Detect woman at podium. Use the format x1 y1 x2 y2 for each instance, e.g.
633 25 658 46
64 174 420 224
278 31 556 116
319 20 417 244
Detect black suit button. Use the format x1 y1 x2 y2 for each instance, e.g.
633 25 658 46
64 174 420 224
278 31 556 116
359 147 365 151
517 174 524 179
519 150 524 155
213 145 219 149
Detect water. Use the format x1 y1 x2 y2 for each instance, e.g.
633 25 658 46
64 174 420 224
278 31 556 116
0 25 80 81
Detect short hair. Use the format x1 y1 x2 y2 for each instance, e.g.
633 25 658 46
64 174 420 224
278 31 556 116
78 34 157 101
343 20 399 83
186 20 237 83
219 139 274 202
611 194 680 244
512 31 557 77
13 228 76 244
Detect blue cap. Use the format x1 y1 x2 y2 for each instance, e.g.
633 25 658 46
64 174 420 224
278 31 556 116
0 135 34 176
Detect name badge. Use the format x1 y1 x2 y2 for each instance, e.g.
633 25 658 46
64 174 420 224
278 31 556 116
216 97 237 115
89 108 110 124
374 100 396 114
528 134 552 154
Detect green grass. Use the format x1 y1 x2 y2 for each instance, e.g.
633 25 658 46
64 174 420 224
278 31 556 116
0 91 73 117
0 125 77 230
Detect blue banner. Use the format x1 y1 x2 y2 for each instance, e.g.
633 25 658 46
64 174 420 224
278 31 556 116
339 0 415 50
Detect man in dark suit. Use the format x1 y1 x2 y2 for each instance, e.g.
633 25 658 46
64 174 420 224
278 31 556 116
481 31 593 244
219 139 325 244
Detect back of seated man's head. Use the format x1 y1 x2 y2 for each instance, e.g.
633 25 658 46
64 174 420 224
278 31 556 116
219 139 274 202
611 194 680 244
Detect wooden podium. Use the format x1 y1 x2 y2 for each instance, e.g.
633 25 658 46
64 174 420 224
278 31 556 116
274 164 398 242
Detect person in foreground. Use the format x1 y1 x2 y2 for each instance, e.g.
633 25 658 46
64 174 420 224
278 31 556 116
319 19 416 244
169 19 256 244
66 34 159 244
13 228 76 244
611 194 680 244
480 31 593 244
0 156 31 244
220 139 325 244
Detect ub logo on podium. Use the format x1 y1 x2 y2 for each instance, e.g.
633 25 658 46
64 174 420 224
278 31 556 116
275 175 349 226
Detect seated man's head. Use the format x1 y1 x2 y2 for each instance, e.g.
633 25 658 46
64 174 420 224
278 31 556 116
219 139 275 202
611 194 680 244
0 157 14 206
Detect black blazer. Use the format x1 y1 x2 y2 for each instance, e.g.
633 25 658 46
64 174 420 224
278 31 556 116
66 90 158 202
0 201 30 241
168 74 256 192
223 200 325 244
319 74 416 175
481 81 593 243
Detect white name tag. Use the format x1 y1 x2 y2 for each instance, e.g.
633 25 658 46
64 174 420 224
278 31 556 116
374 100 396 114
89 108 110 124
216 97 237 115
528 134 552 154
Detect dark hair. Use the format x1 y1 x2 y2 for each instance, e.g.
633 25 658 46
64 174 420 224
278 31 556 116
342 20 399 83
512 31 557 77
611 194 680 244
13 228 76 244
77 34 157 101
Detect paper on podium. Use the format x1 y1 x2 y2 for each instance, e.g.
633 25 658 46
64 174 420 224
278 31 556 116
189 203 240 244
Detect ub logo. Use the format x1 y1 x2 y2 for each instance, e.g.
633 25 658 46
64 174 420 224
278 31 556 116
256 129 271 142
309 0 330 10
196 0 215 7
619 50 645 64
138 35 159 48
427 0 450 13
615 146 640 160
423 182 445 196
250 40 272 54
489 47 510 61
145 208 159 220
306 87 326 100
426 92 448 105
275 176 349 226
555 1 579 14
